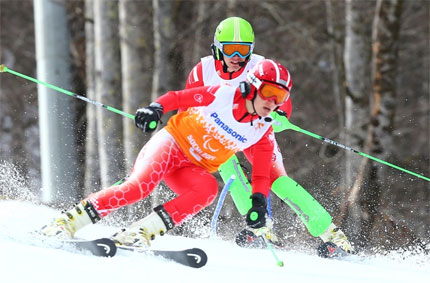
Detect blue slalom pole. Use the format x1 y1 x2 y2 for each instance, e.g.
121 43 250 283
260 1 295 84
267 193 273 219
211 175 236 235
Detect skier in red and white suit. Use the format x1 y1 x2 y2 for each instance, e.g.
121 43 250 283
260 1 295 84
41 59 292 247
184 54 292 191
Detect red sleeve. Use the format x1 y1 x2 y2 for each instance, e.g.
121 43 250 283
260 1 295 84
155 86 219 113
278 97 292 119
247 129 274 197
185 62 204 89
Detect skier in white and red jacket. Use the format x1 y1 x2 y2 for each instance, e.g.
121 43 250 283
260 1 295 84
181 17 355 256
40 59 293 247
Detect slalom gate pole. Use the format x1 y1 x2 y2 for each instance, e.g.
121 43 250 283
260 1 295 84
282 117 430 182
0 64 135 120
267 194 273 219
211 175 235 236
259 228 284 267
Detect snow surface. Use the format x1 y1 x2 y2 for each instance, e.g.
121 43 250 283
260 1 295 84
0 200 429 283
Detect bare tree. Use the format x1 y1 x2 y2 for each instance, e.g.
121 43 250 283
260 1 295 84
191 1 208 65
151 0 174 101
343 0 373 193
337 0 374 237
119 0 153 169
0 1 38 192
343 0 404 249
94 0 125 187
359 0 403 248
322 0 347 164
84 0 101 194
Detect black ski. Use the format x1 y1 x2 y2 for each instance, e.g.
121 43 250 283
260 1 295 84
39 237 117 257
117 245 208 268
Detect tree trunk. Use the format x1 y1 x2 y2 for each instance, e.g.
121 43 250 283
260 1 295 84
337 0 373 237
119 0 153 169
191 1 207 65
343 0 373 192
94 0 125 188
321 0 346 165
358 0 403 248
151 0 174 101
84 0 101 194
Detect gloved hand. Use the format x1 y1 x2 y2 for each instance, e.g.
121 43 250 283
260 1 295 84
246 193 267 229
271 109 289 133
275 109 288 117
134 102 163 133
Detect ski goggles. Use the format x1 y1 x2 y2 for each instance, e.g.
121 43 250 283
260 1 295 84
257 82 290 105
220 42 253 58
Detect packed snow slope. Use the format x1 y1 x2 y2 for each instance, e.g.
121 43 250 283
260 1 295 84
0 200 428 283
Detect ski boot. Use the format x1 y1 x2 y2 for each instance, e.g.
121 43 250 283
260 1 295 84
318 223 355 258
40 200 100 239
236 220 284 249
111 205 174 247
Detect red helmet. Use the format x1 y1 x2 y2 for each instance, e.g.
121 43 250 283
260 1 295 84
246 59 292 105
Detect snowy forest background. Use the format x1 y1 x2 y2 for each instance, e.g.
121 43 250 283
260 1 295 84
0 0 429 255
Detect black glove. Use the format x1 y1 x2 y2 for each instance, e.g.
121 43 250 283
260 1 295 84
276 109 288 117
246 193 267 229
134 102 163 133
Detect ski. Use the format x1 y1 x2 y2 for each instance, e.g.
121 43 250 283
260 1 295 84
38 237 117 257
117 245 208 268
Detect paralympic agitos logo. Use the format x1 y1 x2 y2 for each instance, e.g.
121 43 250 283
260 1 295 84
209 112 247 143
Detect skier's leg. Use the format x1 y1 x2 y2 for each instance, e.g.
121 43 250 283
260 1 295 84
40 129 178 239
271 176 332 236
113 163 218 247
271 176 354 254
163 164 219 225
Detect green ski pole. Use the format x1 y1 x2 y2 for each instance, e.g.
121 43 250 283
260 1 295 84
282 117 429 182
258 228 284 267
3 64 427 182
1 65 162 190
1 64 135 121
1 64 167 134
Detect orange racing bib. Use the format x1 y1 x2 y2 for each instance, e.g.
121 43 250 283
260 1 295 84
165 85 273 172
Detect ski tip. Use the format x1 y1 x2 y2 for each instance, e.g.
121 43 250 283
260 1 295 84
0 64 6 72
187 248 208 268
94 238 117 257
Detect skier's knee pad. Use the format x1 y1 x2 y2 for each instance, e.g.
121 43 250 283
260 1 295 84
271 176 332 237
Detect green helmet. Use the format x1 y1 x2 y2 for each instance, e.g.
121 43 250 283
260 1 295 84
212 17 255 61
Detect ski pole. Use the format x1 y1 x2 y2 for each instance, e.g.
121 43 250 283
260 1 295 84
283 117 430 182
5 64 426 182
259 228 284 267
211 175 235 236
0 64 136 120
